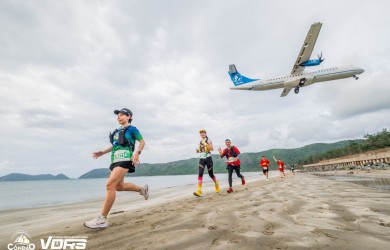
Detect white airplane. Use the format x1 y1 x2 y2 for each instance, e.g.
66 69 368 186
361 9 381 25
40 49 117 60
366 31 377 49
228 22 364 97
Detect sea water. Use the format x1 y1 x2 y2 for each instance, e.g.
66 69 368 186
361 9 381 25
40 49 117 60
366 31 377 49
0 172 262 211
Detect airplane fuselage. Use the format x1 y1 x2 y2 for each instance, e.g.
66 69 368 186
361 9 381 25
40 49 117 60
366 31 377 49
230 65 364 91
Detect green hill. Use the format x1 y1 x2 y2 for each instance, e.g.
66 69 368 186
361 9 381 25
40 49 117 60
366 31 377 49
78 140 351 178
133 140 351 176
79 168 111 179
0 173 69 181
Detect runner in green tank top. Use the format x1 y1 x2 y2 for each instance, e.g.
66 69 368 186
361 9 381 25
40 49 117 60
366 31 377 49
84 108 149 229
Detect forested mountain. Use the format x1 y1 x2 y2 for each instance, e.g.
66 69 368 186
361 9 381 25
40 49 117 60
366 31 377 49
0 173 69 181
4 129 388 180
78 140 351 178
300 129 390 164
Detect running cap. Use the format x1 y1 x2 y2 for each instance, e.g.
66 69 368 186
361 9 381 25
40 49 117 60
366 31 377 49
225 139 231 142
199 129 206 133
114 108 133 117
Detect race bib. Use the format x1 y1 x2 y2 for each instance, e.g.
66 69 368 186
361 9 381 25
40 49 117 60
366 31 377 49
113 149 131 163
263 167 268 170
199 152 207 158
227 157 236 163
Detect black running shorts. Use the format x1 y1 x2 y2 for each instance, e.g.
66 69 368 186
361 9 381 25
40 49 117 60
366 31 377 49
109 161 135 173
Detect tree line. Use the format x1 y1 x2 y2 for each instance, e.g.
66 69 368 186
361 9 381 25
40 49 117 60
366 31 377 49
299 128 390 165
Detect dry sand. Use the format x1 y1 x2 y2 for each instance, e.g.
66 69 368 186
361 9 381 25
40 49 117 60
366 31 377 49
1 172 390 250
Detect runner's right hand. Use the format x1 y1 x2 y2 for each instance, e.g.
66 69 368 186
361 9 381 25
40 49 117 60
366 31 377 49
92 151 104 159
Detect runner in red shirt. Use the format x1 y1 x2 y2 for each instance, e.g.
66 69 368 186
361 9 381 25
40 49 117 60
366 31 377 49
218 139 245 193
259 155 270 181
273 156 286 178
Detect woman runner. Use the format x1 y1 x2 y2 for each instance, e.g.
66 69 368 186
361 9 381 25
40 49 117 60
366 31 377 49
194 129 220 197
84 108 149 229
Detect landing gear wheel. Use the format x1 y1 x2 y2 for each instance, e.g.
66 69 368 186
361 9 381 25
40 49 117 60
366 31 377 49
294 87 299 94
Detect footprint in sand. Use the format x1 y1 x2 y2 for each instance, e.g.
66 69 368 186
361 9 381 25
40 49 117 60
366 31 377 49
151 222 160 229
262 222 275 235
379 222 390 227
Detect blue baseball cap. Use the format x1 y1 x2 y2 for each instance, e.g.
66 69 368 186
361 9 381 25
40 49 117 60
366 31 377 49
114 108 133 117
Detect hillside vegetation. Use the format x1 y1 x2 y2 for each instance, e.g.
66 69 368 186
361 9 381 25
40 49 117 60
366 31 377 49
300 129 390 165
0 173 69 181
130 140 351 177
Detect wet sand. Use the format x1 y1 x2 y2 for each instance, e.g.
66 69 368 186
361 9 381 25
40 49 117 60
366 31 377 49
1 172 390 250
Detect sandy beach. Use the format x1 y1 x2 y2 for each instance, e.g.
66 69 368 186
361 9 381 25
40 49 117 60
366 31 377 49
1 171 390 250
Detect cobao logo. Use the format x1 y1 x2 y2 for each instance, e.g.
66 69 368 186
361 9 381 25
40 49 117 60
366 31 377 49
8 231 36 250
234 74 242 83
40 236 88 250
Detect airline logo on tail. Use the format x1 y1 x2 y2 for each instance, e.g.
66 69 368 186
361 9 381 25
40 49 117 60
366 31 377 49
228 64 258 86
231 73 243 85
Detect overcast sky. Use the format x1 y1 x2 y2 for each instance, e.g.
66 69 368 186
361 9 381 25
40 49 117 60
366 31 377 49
1 0 389 178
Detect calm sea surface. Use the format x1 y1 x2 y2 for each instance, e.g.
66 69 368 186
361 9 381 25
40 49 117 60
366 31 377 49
0 172 261 211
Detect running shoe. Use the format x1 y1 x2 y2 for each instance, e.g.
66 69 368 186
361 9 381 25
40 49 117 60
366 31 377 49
193 190 203 197
241 176 245 185
266 179 269 182
215 181 220 193
84 215 108 229
140 184 149 200
227 187 233 193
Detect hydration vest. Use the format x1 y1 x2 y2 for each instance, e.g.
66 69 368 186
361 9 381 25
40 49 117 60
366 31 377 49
199 137 210 153
109 126 135 151
223 146 238 159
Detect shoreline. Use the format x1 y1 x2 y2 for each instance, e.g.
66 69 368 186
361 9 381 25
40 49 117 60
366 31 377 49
2 171 390 249
0 172 275 244
0 172 265 212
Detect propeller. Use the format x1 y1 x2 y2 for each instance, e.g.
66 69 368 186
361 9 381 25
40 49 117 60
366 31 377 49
317 52 325 63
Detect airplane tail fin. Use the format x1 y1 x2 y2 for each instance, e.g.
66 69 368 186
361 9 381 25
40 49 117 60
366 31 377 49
228 64 258 86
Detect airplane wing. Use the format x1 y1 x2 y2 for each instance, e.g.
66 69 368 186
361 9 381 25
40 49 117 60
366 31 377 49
280 88 292 97
291 22 322 75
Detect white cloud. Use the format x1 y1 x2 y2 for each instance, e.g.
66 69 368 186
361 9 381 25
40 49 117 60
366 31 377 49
0 1 389 177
